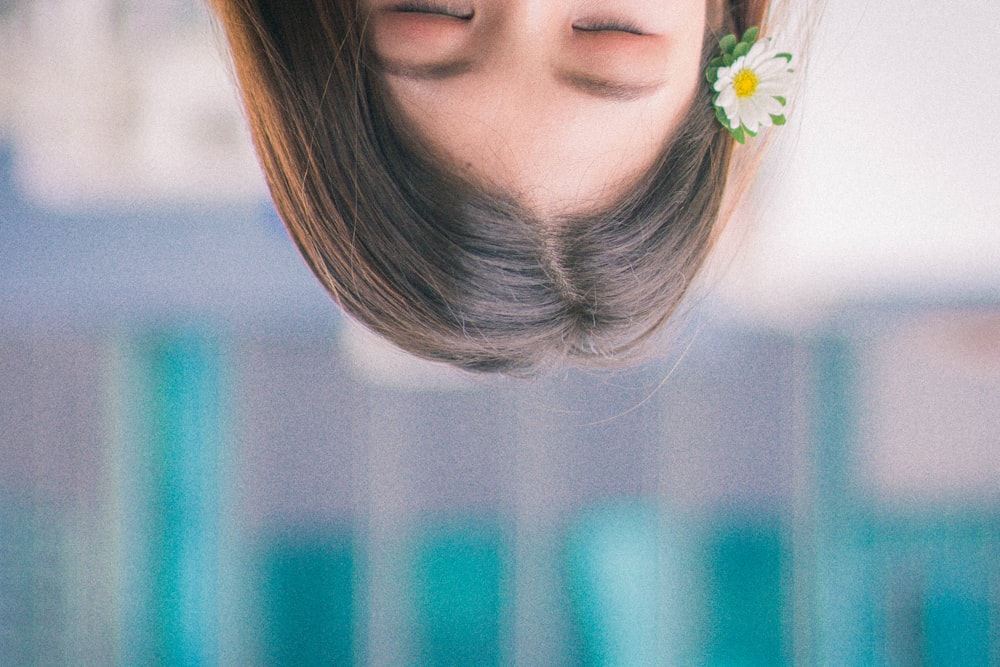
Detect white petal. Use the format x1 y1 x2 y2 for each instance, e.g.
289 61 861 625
754 80 790 97
757 94 784 116
740 97 769 132
721 99 742 125
754 57 792 77
716 64 736 79
767 72 796 88
743 41 770 67
713 69 735 91
719 85 737 106
757 72 794 91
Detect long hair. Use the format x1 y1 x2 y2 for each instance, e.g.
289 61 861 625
211 0 773 373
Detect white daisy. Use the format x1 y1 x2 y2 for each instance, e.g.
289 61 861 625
713 40 794 135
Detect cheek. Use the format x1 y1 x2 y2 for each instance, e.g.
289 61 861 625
364 8 471 66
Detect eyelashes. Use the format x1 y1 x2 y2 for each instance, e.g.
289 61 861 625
572 20 646 36
391 1 474 20
389 4 646 35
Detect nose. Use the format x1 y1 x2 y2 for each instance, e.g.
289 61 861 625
489 1 566 92
505 0 562 39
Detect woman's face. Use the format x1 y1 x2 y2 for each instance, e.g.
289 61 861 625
367 0 713 217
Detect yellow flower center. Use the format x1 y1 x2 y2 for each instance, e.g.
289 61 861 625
733 68 759 98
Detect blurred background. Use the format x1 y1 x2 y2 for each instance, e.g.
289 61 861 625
1 0 998 665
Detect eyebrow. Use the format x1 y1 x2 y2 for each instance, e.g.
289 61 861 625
375 56 477 81
377 56 664 102
555 70 665 102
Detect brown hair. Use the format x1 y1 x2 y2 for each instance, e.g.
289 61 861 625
210 0 772 373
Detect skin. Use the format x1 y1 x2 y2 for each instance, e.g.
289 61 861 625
366 0 715 217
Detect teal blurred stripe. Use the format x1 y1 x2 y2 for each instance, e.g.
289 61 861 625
120 331 225 665
0 492 52 664
914 515 995 666
261 529 356 666
810 335 877 665
705 518 789 666
412 522 506 666
564 502 696 667
925 577 992 665
812 335 858 513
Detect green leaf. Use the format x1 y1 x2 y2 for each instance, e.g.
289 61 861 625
743 27 760 43
777 52 793 62
733 42 750 58
731 126 746 144
771 114 787 126
705 66 719 83
722 53 735 67
719 34 737 53
709 56 725 69
744 125 757 137
774 96 787 106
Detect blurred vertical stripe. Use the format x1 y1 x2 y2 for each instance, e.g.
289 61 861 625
705 517 789 666
0 336 116 664
810 334 875 665
115 330 226 665
411 522 507 666
260 528 356 665
565 502 694 667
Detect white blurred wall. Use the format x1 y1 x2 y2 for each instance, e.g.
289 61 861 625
1 0 265 208
716 0 1000 322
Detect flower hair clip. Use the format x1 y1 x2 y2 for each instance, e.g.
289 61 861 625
706 27 794 144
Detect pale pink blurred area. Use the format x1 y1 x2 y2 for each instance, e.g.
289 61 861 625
861 311 1000 506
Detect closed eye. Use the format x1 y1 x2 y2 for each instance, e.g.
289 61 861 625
572 20 646 36
391 1 474 20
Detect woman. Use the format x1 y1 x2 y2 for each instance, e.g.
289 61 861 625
210 0 794 373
